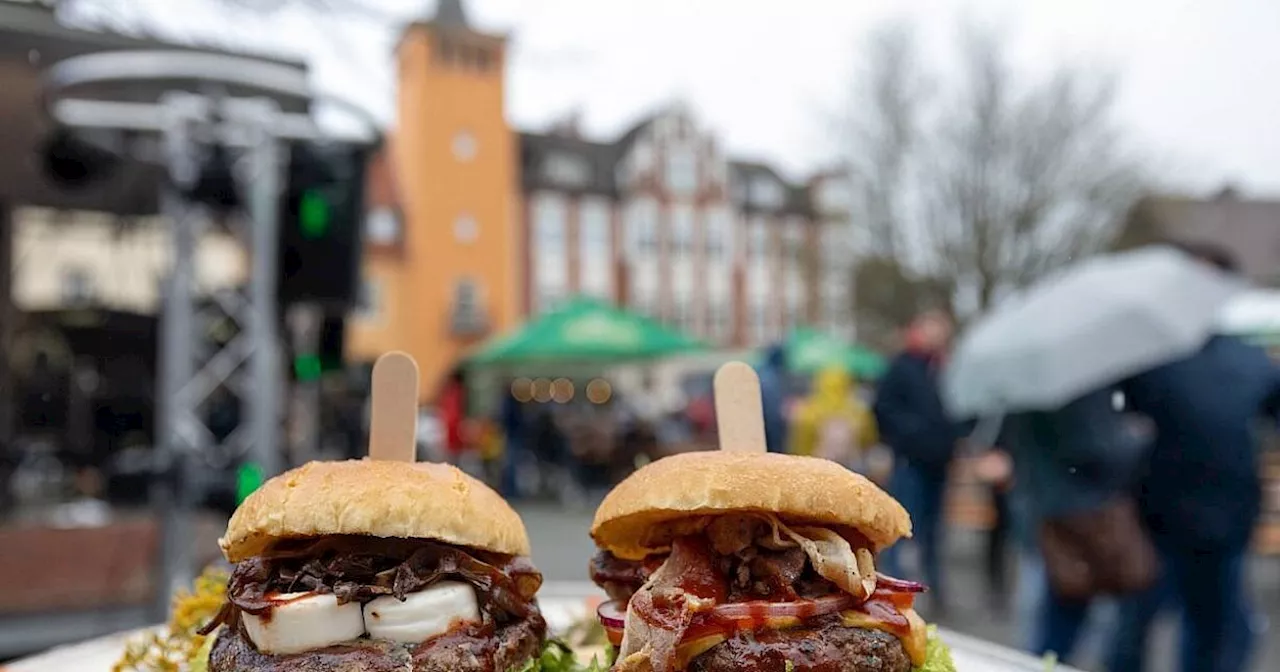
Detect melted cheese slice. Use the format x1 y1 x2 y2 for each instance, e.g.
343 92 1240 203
840 607 928 666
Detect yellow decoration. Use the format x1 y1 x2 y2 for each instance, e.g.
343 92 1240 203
113 566 229 672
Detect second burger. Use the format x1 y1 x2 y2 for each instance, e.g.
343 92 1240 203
588 451 954 672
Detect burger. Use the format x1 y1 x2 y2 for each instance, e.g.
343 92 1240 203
588 451 955 672
200 459 566 672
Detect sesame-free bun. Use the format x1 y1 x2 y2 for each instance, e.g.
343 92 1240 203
220 460 531 562
591 451 911 560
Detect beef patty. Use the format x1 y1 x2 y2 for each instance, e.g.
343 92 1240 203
207 611 546 672
688 617 912 672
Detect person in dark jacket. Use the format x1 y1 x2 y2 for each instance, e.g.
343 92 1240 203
498 383 528 499
758 344 790 454
873 310 962 611
1002 389 1143 663
1107 333 1280 672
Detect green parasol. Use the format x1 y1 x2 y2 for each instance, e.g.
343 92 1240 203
783 327 887 379
469 296 704 365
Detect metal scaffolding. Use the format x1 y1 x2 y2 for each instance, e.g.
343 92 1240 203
39 50 374 616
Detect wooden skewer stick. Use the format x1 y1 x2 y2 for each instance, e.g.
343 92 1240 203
368 351 420 462
714 361 767 453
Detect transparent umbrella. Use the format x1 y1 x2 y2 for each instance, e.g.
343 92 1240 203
943 247 1242 418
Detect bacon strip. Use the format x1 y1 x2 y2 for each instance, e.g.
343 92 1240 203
619 537 724 672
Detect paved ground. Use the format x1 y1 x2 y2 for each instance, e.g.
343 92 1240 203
514 501 1280 672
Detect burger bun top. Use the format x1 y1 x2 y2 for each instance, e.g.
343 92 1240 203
220 459 531 561
591 451 911 560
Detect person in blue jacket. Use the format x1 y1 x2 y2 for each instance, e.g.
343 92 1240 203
1107 333 1280 672
873 310 964 612
1107 242 1280 672
758 344 791 454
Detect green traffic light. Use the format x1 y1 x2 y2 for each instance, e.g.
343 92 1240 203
294 354 323 381
299 189 331 239
236 463 265 504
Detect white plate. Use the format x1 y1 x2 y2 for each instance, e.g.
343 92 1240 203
6 582 1077 671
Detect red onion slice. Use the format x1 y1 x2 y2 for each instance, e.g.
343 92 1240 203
875 572 928 593
597 599 628 630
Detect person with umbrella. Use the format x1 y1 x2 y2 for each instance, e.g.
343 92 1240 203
874 309 964 613
1107 244 1280 672
999 388 1145 663
942 244 1252 671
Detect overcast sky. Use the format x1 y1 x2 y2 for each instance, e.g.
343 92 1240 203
65 0 1280 193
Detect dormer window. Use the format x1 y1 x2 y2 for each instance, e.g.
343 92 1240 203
544 153 591 187
751 177 785 209
665 144 697 196
817 179 853 214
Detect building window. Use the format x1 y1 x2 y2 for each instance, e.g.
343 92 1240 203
60 267 94 306
665 144 697 196
454 213 478 243
627 198 659 256
581 200 611 251
452 131 477 162
671 204 695 258
672 296 694 332
704 208 732 262
785 223 807 265
544 153 591 187
533 194 568 311
750 220 770 262
451 278 488 335
456 279 480 313
533 194 567 254
708 302 731 341
355 278 382 322
579 198 612 298
365 207 401 245
785 272 805 332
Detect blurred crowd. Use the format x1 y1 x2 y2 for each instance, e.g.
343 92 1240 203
868 244 1280 672
432 243 1279 672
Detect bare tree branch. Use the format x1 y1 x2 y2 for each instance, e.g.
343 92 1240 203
844 18 1145 324
844 20 928 260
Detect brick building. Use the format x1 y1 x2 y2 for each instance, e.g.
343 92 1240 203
350 0 856 394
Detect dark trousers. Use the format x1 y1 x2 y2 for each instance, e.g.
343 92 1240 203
1108 567 1174 672
500 434 527 499
1110 542 1253 672
986 486 1011 598
881 461 948 606
1034 588 1091 660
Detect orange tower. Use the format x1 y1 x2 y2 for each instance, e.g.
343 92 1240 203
348 0 520 400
